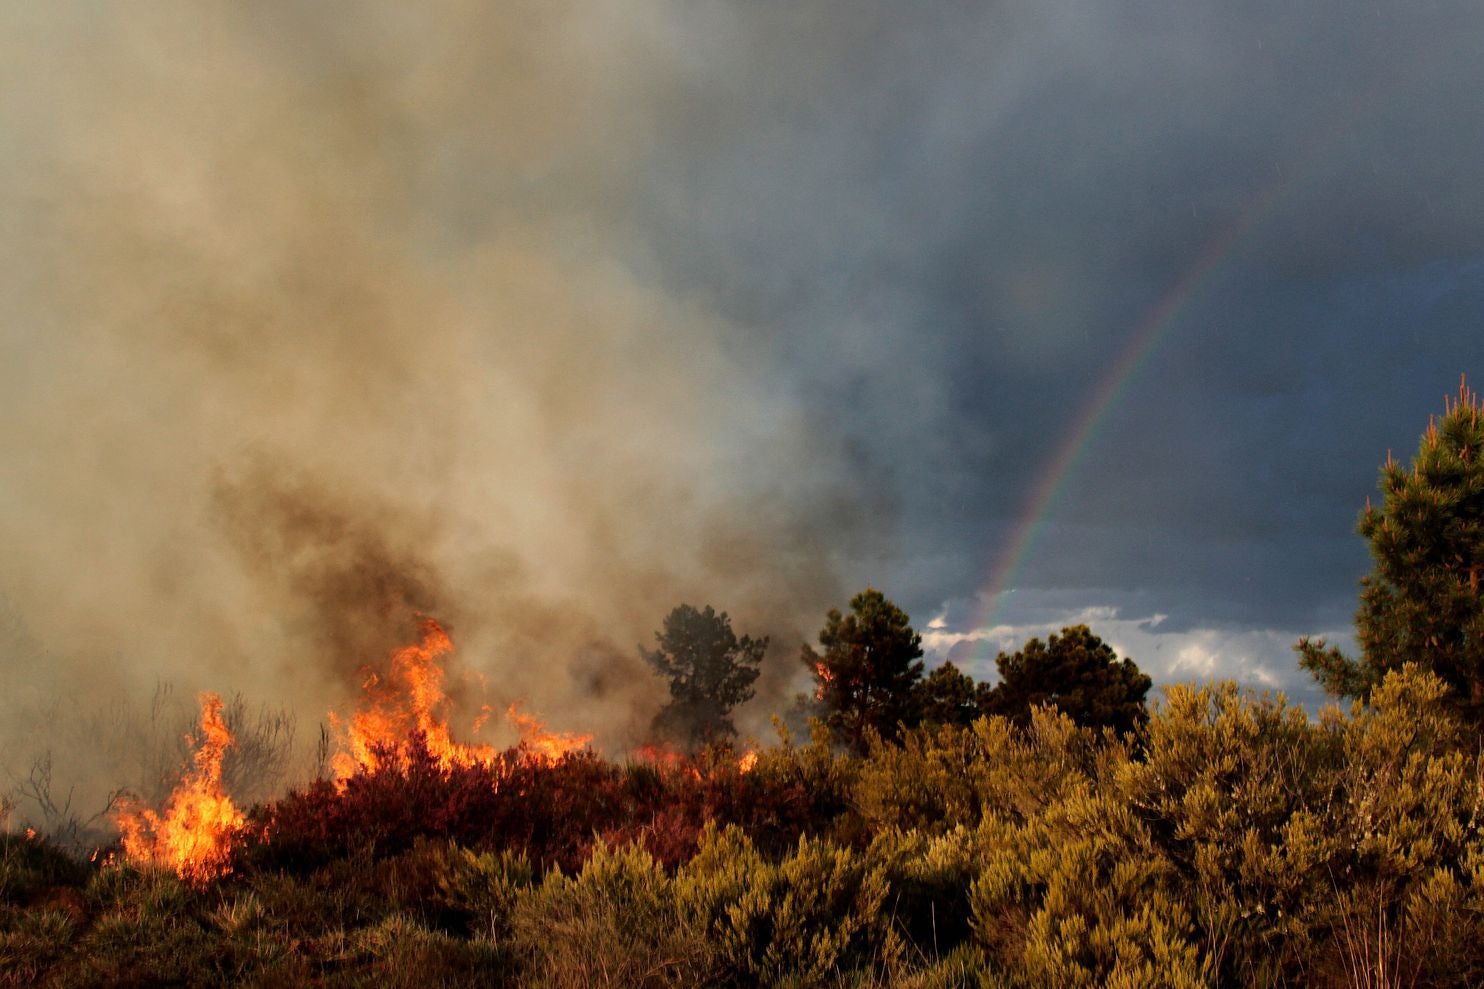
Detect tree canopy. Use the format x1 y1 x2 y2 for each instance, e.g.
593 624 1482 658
984 624 1150 734
912 660 990 728
641 604 766 749
1300 377 1484 726
803 588 924 752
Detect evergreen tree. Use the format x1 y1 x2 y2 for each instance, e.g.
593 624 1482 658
912 661 989 727
1299 377 1484 725
985 624 1150 734
803 588 924 751
642 604 766 749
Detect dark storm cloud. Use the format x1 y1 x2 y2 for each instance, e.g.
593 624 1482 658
630 0 1484 637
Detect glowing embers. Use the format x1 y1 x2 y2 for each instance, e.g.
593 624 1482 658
328 617 592 780
115 692 246 885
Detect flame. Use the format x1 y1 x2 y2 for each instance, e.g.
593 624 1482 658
814 662 834 701
634 743 757 777
328 618 591 778
506 702 593 762
633 742 688 768
114 692 246 885
329 617 497 779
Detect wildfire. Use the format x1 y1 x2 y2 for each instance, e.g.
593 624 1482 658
506 702 593 762
634 743 758 776
814 662 834 701
328 617 591 779
329 617 497 779
115 692 246 885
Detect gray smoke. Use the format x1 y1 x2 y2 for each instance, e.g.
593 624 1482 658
0 2 870 823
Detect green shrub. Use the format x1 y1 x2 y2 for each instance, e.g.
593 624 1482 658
431 841 533 942
675 823 901 987
965 710 1100 825
0 832 89 905
509 840 700 988
856 725 985 834
1311 666 1484 987
1116 681 1339 984
866 826 980 959
970 794 1207 988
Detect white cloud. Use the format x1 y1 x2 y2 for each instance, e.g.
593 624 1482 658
923 596 1352 709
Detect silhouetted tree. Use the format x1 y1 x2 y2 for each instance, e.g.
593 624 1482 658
912 661 989 727
1299 377 1484 727
642 604 766 749
804 588 924 752
986 624 1150 734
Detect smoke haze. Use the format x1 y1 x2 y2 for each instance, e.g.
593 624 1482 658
0 2 866 816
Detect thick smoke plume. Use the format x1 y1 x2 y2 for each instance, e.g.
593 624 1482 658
0 2 866 825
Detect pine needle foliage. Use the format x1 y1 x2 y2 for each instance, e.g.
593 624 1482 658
1301 376 1484 728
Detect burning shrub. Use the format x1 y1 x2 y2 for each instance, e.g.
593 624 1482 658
112 693 248 886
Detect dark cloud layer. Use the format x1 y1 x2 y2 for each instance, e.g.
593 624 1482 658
630 0 1484 633
2 1 1481 815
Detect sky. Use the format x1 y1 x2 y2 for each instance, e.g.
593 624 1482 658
2 1 1482 801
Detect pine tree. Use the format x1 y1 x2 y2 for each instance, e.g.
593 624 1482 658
912 661 990 727
1299 377 1484 725
985 624 1150 734
803 588 924 752
642 604 766 749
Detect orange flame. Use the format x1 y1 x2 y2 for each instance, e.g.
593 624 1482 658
328 618 592 778
738 750 758 773
814 662 834 701
506 702 593 762
329 617 498 779
115 692 246 885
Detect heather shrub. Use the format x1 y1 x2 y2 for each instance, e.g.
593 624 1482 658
733 722 859 853
254 738 634 873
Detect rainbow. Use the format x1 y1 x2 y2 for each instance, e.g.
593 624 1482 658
965 171 1301 659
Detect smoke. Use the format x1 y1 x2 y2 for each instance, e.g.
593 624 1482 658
8 0 1483 826
0 1 868 818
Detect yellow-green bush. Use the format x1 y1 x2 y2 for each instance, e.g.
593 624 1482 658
509 840 701 989
969 793 1205 988
674 823 902 987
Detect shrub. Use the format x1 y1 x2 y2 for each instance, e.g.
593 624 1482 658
509 840 702 988
969 794 1207 988
1117 682 1340 984
0 831 89 905
675 823 902 986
